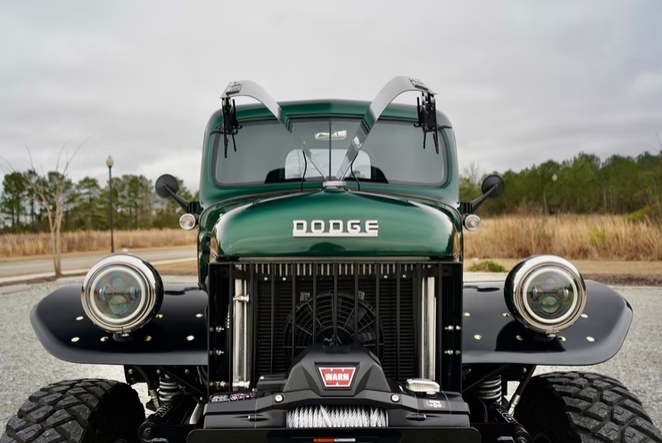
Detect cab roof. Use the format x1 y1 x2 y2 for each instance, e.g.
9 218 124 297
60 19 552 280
205 99 453 132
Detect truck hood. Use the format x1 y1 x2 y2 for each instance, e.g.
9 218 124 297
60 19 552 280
211 189 461 258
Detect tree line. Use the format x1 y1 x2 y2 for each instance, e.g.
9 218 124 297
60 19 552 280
0 171 195 233
2 149 661 233
462 150 662 219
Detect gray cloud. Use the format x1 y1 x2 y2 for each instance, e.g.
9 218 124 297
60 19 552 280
0 0 660 192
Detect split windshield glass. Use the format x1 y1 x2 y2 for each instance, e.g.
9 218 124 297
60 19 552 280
211 118 450 186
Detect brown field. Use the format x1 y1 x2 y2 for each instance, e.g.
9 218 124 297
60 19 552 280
464 214 662 261
0 229 196 258
1 214 661 263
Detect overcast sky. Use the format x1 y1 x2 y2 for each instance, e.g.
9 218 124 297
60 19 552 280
1 0 661 192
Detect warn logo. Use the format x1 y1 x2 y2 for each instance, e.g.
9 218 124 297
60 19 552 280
318 367 357 388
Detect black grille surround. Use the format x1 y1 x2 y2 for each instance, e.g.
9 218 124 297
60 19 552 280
206 260 464 394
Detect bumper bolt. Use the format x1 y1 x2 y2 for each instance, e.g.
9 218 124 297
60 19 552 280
391 394 400 403
274 394 284 403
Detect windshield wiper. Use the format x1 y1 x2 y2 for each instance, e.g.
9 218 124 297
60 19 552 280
414 91 440 154
209 96 242 158
334 76 439 181
218 80 326 177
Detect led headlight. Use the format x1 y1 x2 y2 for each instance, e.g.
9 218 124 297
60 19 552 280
505 255 586 334
81 254 163 333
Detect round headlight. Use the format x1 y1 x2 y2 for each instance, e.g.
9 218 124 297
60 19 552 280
81 255 163 333
505 255 586 334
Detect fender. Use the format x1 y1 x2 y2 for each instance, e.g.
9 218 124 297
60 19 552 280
31 280 632 367
30 284 208 365
462 280 632 365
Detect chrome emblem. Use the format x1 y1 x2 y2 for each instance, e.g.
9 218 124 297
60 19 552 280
292 220 378 237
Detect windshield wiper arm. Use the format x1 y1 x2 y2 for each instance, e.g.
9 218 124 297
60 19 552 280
334 76 438 181
219 80 326 177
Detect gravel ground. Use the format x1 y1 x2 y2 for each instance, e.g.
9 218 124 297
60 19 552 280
1 280 660 432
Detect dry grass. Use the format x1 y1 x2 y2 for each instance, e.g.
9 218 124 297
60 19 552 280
2 215 660 264
465 214 662 261
0 229 196 258
462 259 662 276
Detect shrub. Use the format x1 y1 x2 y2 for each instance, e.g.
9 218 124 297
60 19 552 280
468 260 507 272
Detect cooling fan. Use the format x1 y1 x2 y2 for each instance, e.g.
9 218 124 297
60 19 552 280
283 291 384 365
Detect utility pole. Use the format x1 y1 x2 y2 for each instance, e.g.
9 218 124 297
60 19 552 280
552 173 558 220
106 156 115 253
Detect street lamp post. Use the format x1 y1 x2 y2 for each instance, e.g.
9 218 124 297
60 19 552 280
552 173 558 220
106 156 115 253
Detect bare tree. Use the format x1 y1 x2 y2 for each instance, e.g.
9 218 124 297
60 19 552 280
1 143 82 277
463 160 482 186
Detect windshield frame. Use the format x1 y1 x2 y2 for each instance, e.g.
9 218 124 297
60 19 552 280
209 116 452 189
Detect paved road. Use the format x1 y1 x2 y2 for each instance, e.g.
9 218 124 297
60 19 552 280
0 247 196 279
0 282 660 433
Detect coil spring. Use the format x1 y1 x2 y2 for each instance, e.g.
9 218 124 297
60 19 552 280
158 376 183 403
476 375 502 403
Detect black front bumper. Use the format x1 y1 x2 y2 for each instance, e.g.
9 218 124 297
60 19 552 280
187 427 481 443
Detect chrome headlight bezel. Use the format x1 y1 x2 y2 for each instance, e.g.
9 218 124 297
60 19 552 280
81 254 163 333
505 255 587 334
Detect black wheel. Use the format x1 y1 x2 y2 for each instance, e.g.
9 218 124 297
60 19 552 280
515 371 662 443
1 379 145 443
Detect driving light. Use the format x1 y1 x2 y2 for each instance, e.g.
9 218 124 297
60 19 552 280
81 254 163 333
179 213 197 230
463 214 481 232
504 255 586 334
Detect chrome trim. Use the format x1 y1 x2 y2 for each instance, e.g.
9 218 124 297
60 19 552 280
506 255 587 334
322 180 347 189
406 378 440 394
232 278 251 389
81 254 163 333
420 277 436 379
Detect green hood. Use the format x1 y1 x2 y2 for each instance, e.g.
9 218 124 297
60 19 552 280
211 188 461 258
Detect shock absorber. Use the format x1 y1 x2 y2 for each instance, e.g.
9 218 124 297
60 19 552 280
138 376 193 443
475 374 502 403
157 375 183 404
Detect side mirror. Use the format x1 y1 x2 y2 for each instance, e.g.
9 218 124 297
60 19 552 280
155 174 190 212
461 174 505 214
155 174 180 199
481 174 505 199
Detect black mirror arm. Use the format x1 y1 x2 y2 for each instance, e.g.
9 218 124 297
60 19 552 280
461 184 498 214
163 184 189 212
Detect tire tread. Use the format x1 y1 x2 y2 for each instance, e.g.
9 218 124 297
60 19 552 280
2 379 144 443
518 371 662 443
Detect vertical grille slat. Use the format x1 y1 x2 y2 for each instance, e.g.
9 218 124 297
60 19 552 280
375 271 380 361
354 270 359 344
396 264 401 382
291 263 296 364
312 264 318 340
270 265 275 374
333 263 338 345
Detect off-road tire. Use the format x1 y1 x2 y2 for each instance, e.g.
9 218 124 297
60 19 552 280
515 371 662 443
1 379 145 443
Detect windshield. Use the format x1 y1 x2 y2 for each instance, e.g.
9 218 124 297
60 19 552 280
211 118 450 186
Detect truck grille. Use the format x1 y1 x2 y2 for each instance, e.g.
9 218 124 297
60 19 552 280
254 264 417 382
206 260 463 391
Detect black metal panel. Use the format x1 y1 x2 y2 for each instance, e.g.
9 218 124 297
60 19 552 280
187 428 481 443
461 280 632 365
30 284 208 365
